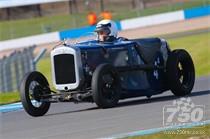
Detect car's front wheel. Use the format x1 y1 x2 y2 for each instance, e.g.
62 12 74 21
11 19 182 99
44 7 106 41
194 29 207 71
20 71 51 117
92 64 121 108
166 49 195 96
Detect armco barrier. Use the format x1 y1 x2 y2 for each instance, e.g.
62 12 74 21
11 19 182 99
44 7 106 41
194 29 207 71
0 32 60 51
120 5 210 30
0 5 209 51
120 10 184 30
184 5 210 19
59 26 96 40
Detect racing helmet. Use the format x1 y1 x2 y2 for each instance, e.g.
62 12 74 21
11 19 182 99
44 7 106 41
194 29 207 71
95 20 118 41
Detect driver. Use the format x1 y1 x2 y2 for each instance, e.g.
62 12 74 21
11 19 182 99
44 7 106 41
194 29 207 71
95 19 118 42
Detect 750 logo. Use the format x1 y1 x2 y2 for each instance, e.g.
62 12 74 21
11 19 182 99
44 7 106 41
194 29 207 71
163 97 205 126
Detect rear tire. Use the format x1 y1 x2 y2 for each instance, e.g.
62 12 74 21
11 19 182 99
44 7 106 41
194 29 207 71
20 71 51 117
166 49 195 96
92 64 121 108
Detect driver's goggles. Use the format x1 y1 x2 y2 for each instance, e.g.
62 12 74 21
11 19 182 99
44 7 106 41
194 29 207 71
97 28 110 35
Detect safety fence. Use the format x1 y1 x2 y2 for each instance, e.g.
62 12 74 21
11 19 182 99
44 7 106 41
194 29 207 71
0 46 36 93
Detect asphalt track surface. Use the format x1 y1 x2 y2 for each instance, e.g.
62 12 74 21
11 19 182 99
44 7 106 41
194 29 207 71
1 76 210 139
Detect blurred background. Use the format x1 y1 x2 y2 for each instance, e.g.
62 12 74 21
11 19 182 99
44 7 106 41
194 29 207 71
0 0 209 104
0 0 209 40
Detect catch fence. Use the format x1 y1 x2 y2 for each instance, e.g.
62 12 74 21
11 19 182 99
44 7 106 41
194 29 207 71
0 46 36 93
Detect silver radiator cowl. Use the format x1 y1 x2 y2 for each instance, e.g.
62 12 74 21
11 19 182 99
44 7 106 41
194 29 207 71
51 46 84 91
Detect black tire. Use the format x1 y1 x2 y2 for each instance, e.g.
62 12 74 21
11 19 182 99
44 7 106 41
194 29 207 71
166 49 195 96
20 71 51 117
92 64 121 108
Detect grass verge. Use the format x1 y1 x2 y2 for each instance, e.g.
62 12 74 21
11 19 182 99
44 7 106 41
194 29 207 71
168 32 210 77
0 92 20 105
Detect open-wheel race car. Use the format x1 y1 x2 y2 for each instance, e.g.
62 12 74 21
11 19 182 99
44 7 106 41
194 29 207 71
20 20 195 117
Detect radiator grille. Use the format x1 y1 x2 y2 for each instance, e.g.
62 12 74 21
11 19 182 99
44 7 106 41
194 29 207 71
54 54 76 84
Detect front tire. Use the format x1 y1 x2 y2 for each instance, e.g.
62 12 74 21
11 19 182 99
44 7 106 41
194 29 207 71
20 71 51 117
92 64 121 108
166 49 195 96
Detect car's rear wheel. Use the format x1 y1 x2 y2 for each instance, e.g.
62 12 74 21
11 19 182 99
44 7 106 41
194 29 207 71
20 71 51 117
166 49 195 96
92 64 121 108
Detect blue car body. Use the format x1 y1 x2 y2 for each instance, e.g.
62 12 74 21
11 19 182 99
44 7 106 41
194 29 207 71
70 38 168 98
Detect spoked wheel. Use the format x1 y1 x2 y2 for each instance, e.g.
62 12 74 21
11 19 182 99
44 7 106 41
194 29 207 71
166 49 195 96
92 64 121 108
20 71 51 117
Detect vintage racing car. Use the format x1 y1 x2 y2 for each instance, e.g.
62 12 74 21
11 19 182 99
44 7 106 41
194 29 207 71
20 37 195 117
